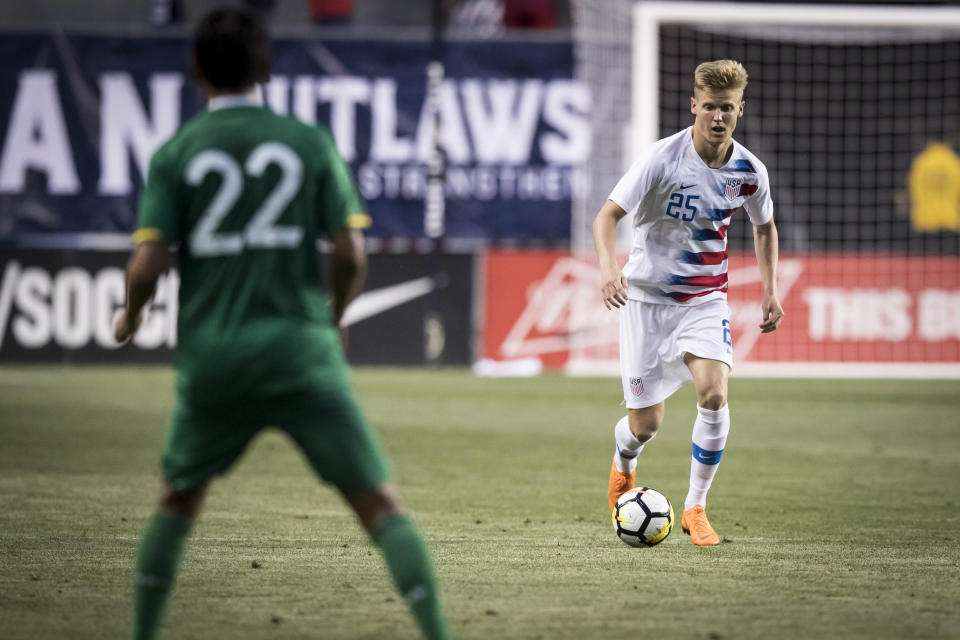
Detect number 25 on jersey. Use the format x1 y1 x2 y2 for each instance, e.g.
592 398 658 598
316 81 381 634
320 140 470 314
665 193 699 221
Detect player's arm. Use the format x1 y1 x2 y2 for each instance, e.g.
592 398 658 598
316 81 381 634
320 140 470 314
314 125 369 338
330 227 367 329
116 143 179 344
114 238 172 343
592 199 629 309
752 219 784 333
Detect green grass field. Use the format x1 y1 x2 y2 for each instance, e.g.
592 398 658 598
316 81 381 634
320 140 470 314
1 367 959 639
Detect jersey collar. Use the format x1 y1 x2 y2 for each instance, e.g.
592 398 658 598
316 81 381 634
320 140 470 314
687 125 739 170
207 89 264 112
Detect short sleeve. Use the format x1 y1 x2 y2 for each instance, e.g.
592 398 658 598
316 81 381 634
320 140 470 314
135 145 182 245
744 161 774 225
608 146 662 214
315 127 368 236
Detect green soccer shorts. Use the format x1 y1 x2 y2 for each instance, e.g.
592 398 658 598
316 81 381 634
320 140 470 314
161 381 392 497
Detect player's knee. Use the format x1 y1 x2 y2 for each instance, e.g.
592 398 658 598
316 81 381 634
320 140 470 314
346 483 402 533
698 390 727 411
158 482 208 520
633 424 659 443
628 411 662 442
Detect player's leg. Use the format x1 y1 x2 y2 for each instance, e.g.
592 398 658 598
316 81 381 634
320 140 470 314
617 404 665 469
684 355 730 509
343 483 449 640
673 299 734 546
132 482 208 640
680 354 730 546
610 300 677 511
608 403 664 511
280 387 451 640
133 396 262 639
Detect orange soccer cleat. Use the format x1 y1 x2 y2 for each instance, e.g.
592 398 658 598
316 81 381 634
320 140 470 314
607 457 635 513
681 505 720 546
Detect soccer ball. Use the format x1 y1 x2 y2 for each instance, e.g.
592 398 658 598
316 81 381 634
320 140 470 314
612 487 674 547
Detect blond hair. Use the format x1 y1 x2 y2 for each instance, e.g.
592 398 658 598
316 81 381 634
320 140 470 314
694 59 748 96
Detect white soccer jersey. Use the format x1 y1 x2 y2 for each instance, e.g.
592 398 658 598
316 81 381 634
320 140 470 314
608 126 773 305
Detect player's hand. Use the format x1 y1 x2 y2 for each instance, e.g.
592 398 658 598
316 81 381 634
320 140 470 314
113 308 142 345
600 266 629 309
758 294 784 333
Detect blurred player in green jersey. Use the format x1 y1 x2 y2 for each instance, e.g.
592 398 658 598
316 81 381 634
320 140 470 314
114 8 451 640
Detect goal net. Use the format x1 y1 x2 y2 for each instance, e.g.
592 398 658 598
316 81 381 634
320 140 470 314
567 1 960 377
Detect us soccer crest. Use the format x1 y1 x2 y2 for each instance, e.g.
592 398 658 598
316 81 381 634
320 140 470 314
629 377 644 396
725 177 743 199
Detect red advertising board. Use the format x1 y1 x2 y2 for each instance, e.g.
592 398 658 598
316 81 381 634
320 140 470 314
480 251 960 376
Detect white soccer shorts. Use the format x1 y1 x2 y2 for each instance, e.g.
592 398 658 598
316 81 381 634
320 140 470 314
619 298 733 409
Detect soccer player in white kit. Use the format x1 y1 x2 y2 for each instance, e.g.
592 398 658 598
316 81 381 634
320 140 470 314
593 60 784 546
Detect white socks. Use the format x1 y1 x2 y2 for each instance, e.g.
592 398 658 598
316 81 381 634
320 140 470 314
614 404 729 508
684 404 730 511
613 415 653 473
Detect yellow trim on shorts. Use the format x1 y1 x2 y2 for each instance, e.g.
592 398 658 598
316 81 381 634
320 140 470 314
346 213 372 229
131 227 164 245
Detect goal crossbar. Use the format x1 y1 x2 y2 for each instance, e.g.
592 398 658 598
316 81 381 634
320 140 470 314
632 1 960 159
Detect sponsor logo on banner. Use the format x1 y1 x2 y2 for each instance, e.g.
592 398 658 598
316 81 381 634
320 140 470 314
483 254 617 369
725 178 743 199
0 251 476 364
481 251 960 372
0 35 588 244
0 258 178 359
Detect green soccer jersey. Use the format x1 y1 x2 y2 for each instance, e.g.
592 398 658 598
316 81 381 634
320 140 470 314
135 94 368 404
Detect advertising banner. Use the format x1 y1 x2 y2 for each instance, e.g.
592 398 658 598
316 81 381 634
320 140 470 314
480 251 960 376
0 251 475 365
0 32 586 246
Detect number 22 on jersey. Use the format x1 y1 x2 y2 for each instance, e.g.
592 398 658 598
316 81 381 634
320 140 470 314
186 141 305 257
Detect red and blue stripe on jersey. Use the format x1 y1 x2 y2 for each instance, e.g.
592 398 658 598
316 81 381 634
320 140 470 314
659 202 745 302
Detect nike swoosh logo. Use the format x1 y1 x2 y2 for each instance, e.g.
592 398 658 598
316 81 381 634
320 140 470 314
341 276 437 327
680 183 697 190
